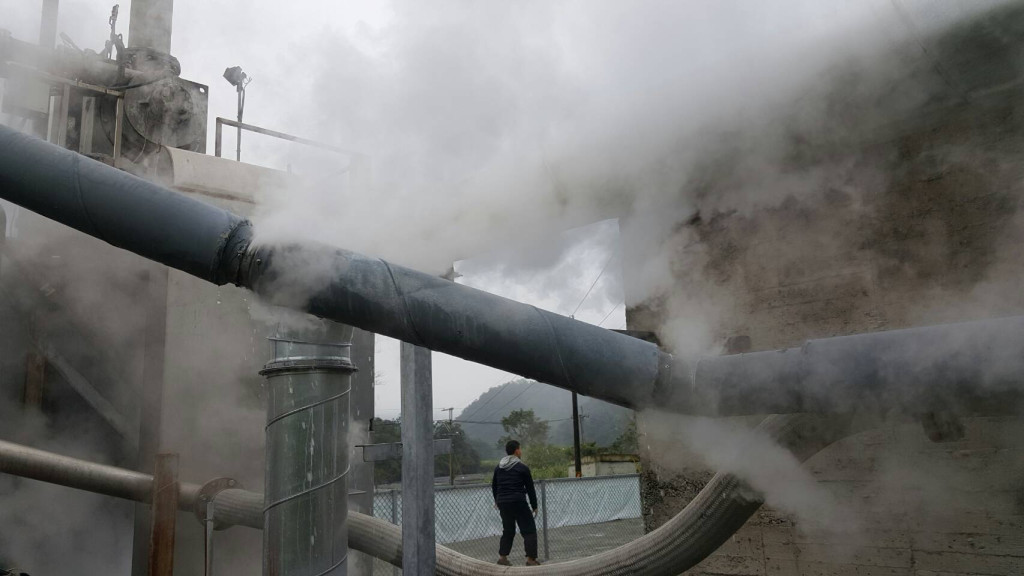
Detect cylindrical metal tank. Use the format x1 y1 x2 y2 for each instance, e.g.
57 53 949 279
261 332 356 576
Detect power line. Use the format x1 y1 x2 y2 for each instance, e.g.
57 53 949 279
456 381 536 424
457 384 513 423
597 301 622 327
483 381 536 418
570 254 615 319
448 417 573 426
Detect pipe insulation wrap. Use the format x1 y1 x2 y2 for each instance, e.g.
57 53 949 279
0 125 250 283
4 127 1024 417
684 314 1024 416
242 243 663 410
0 439 154 503
0 415 847 575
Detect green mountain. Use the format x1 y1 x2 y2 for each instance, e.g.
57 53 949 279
456 379 634 459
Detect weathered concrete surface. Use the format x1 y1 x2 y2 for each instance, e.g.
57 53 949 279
625 4 1024 575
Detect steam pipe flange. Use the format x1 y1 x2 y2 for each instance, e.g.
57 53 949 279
193 477 241 530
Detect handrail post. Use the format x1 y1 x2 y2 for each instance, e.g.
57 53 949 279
214 118 222 158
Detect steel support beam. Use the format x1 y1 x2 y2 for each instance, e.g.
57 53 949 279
42 342 136 446
400 343 435 575
348 328 375 576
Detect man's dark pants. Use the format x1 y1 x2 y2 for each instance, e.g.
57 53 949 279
498 500 538 558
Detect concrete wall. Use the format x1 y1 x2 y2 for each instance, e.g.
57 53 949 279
624 5 1024 575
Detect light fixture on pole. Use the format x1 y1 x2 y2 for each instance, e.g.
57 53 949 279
222 66 250 161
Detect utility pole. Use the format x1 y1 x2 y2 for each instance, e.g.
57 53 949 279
442 407 455 485
571 392 582 478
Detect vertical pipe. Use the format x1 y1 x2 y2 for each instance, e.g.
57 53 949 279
262 335 354 576
113 97 124 160
540 480 549 561
148 453 179 576
204 500 215 576
128 0 173 54
39 0 59 48
235 89 242 162
400 343 435 575
571 392 582 478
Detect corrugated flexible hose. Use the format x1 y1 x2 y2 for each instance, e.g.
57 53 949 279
0 414 845 574
346 413 847 575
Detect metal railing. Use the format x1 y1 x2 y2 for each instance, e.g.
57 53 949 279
214 117 361 159
4 61 124 159
371 474 643 573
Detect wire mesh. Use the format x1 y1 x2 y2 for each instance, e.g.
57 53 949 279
370 474 643 574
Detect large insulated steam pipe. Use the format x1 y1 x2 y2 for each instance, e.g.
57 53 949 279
0 413 848 576
1 125 1023 417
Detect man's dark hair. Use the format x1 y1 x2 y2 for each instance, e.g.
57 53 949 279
505 440 520 455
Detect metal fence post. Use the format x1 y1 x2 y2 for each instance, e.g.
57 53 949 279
540 479 549 561
390 489 400 576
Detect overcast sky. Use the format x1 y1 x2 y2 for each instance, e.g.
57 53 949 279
2 0 1011 421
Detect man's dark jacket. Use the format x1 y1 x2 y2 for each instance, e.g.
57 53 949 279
491 456 538 509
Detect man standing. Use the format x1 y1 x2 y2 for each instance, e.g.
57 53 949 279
492 440 541 566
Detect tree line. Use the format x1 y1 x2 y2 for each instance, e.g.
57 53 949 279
372 408 638 485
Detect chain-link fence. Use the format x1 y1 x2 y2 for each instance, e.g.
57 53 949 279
370 474 643 573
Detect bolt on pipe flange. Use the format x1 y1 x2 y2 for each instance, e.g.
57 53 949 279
193 477 240 530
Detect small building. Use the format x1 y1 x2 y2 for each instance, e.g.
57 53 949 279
569 454 640 477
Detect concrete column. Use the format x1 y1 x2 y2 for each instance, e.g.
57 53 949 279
400 343 435 575
128 0 173 53
39 0 59 48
